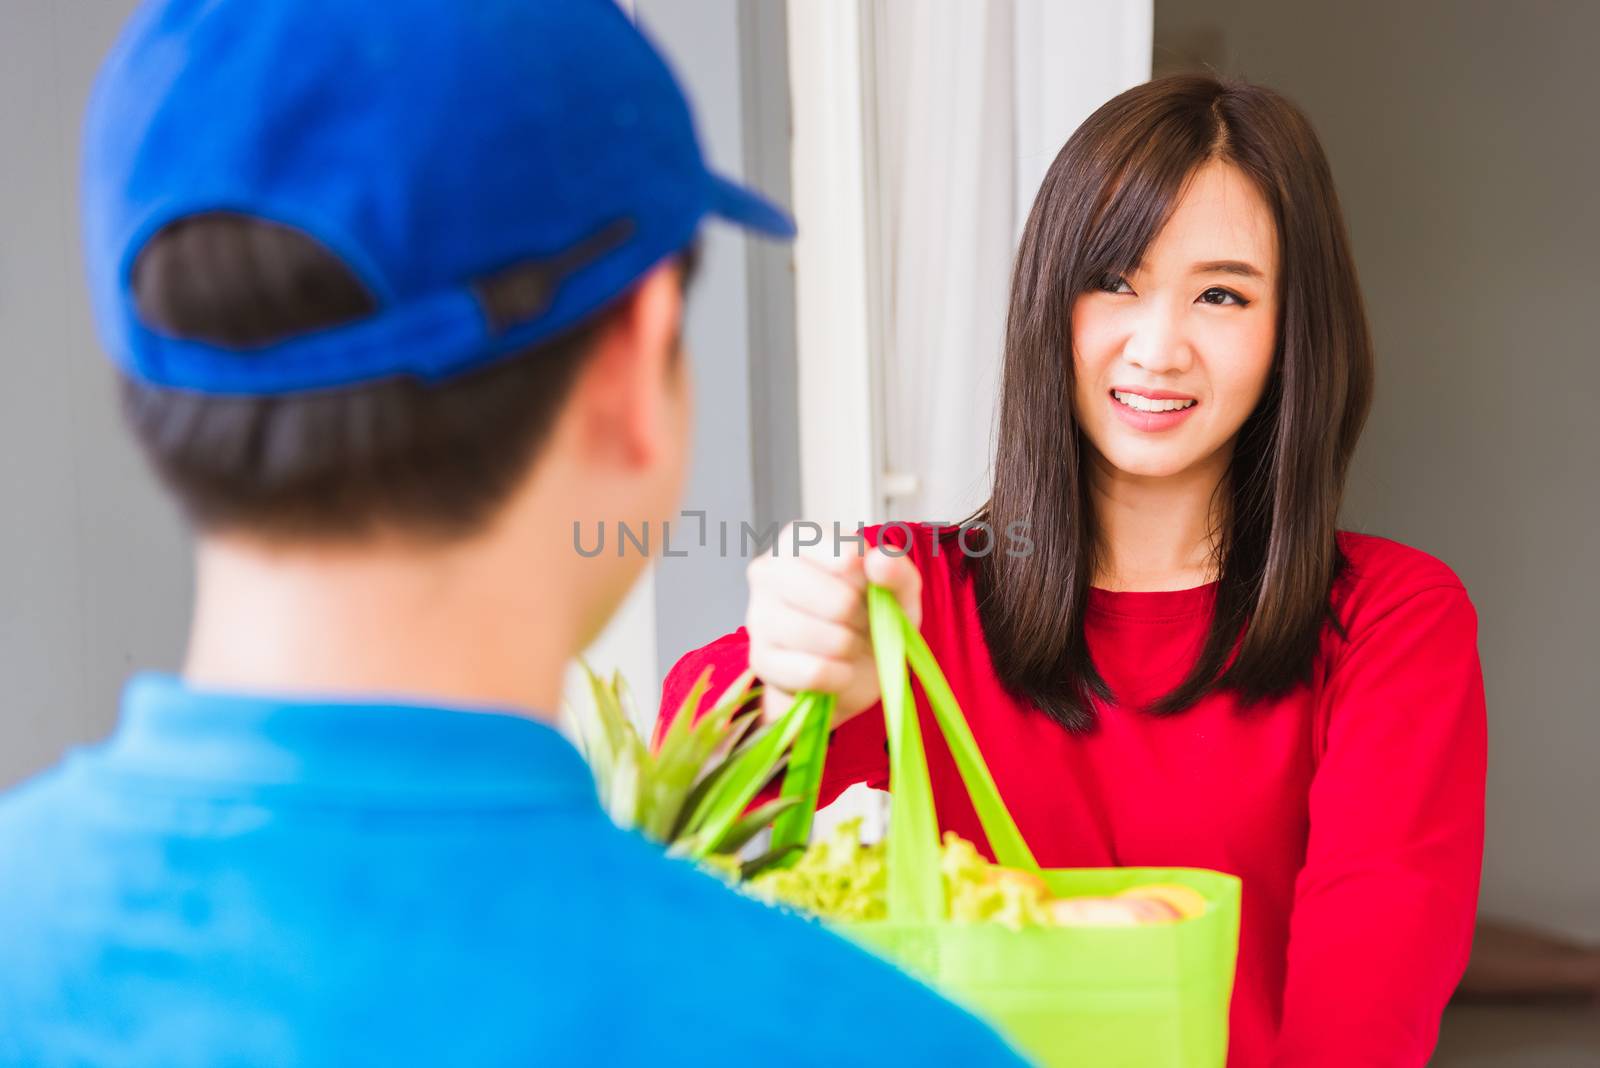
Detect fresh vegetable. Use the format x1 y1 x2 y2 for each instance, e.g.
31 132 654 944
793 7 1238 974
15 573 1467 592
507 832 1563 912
564 662 802 863
744 817 888 922
567 656 1208 928
737 820 1207 930
940 832 1051 929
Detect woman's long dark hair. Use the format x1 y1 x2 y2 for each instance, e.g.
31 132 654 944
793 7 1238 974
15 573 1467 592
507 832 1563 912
969 74 1373 733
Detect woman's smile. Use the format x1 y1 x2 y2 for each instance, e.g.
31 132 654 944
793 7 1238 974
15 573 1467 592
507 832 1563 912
1108 387 1200 432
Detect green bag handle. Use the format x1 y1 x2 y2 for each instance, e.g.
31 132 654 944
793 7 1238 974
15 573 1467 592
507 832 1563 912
767 691 836 856
788 584 1039 923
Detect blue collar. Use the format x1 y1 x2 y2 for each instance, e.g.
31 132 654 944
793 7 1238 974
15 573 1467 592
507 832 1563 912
77 673 600 811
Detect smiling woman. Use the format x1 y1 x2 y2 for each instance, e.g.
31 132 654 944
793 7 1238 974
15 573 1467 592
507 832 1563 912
978 78 1373 732
661 74 1484 1067
1077 166 1276 458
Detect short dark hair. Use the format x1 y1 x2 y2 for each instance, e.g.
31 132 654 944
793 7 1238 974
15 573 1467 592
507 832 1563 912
123 213 696 542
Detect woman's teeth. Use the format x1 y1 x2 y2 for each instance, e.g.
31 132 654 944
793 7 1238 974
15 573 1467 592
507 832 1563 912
1112 390 1196 413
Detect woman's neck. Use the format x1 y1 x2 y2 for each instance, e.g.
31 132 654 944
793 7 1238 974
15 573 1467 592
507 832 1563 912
1087 445 1230 593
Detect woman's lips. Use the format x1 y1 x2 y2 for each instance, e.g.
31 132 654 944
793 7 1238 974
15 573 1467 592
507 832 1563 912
1107 389 1199 432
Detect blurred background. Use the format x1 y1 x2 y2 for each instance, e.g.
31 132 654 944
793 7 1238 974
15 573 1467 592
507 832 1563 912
1 1 1594 1062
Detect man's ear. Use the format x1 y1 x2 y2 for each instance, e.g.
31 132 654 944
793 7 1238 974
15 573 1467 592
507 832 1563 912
570 260 685 468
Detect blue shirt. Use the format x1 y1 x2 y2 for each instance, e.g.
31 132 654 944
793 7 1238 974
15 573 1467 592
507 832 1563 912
0 675 1025 1067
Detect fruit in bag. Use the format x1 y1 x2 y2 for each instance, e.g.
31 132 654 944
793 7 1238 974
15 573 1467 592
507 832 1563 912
1120 882 1210 920
740 823 1208 929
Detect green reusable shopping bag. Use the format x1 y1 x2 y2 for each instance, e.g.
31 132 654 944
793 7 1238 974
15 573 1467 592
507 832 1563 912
788 586 1242 1068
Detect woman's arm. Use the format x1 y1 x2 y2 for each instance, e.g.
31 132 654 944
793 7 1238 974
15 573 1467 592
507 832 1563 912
1274 584 1487 1066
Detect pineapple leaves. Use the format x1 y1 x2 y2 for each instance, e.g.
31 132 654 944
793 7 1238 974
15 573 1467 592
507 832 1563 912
738 842 808 880
713 796 803 855
566 662 802 861
677 692 815 860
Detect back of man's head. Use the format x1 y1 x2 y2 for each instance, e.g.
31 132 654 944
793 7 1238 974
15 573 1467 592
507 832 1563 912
83 0 790 544
125 213 697 542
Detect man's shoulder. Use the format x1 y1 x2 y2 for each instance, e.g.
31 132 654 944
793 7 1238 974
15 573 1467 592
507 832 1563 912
0 769 1022 1065
569 828 1022 1059
0 764 75 858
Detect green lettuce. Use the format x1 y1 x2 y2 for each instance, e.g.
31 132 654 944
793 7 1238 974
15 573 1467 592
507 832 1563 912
737 820 1053 929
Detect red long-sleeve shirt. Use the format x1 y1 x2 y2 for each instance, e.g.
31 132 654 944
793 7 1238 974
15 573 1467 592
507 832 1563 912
660 523 1486 1067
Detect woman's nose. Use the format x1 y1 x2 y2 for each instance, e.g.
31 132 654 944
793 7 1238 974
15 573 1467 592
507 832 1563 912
1122 303 1194 375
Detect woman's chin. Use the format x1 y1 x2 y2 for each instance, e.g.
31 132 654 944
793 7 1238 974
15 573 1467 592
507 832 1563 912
1096 441 1207 481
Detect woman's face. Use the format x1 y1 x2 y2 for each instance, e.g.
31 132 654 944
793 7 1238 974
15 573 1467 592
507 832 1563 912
1071 160 1279 482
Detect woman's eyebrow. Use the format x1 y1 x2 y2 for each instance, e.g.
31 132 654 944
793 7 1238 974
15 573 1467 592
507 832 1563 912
1190 259 1265 279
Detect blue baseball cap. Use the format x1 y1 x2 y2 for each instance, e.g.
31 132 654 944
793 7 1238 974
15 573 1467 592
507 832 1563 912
82 0 795 396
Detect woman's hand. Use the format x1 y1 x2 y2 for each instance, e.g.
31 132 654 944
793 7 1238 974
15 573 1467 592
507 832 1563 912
744 524 922 729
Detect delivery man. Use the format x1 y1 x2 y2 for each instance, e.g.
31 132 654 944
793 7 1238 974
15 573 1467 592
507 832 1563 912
0 1 1023 1064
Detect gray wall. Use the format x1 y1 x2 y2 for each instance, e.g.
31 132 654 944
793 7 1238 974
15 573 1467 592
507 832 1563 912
1156 0 1600 939
0 0 190 789
638 0 800 679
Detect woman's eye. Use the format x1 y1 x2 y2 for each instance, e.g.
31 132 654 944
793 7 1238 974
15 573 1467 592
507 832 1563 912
1198 286 1248 307
1098 274 1133 294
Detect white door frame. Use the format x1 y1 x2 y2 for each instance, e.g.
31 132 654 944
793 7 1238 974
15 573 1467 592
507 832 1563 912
786 0 882 530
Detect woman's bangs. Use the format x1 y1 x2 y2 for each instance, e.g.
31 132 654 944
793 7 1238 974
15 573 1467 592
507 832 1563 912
1076 123 1221 293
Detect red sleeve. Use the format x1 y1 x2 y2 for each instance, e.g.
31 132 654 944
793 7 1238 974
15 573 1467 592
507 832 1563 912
1273 584 1487 1066
657 627 889 808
